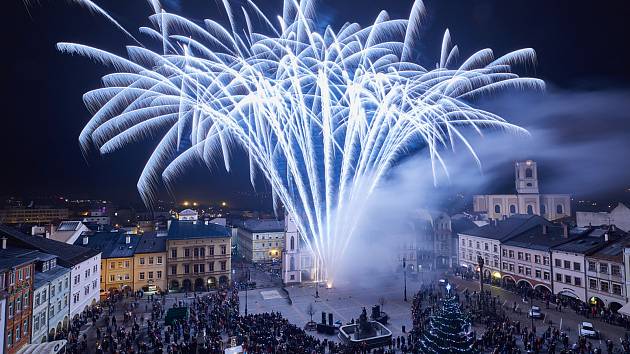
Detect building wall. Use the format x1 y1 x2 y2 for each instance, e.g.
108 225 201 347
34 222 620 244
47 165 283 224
133 252 167 293
47 271 71 341
500 245 552 292
31 283 49 344
551 251 587 302
457 234 501 275
0 208 70 224
282 217 301 284
101 257 134 293
69 254 101 318
577 204 630 232
237 229 284 262
166 237 232 290
474 194 570 221
5 263 34 354
585 257 626 308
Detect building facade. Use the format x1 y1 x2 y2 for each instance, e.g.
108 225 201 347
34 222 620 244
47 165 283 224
473 160 571 221
237 219 285 263
166 218 232 291
0 208 70 224
577 203 630 232
32 255 71 344
585 238 628 311
133 232 167 294
282 214 316 284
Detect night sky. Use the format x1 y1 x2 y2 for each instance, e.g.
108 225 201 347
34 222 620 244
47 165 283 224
4 0 630 207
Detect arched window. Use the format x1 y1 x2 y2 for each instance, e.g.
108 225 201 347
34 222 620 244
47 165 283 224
525 168 533 178
527 205 534 215
289 256 295 271
541 204 547 215
494 205 501 214
556 204 564 214
509 205 516 214
290 236 295 251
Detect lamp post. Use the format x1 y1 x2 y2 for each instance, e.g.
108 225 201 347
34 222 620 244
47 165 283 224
245 267 250 316
403 257 408 302
477 255 485 293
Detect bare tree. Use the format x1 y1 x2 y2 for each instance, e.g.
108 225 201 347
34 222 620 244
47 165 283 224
306 302 316 323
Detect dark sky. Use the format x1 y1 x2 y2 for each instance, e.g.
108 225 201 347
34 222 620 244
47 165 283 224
4 0 630 207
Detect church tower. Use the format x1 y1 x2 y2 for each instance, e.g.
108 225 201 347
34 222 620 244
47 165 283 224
515 160 539 194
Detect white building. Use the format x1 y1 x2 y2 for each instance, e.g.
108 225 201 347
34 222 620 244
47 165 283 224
458 215 549 283
32 255 71 343
282 215 316 284
577 203 630 232
551 230 611 303
473 160 571 221
50 221 90 244
584 235 628 311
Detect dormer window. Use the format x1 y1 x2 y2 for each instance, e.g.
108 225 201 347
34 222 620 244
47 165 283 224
50 259 56 269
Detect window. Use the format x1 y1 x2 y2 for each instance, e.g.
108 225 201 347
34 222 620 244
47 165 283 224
209 246 215 255
9 271 15 285
23 319 28 337
543 272 550 280
525 253 531 262
541 204 547 214
220 261 227 271
509 264 514 272
42 290 47 302
517 252 523 260
194 248 199 257
110 275 115 282
509 205 516 214
573 262 581 271
109 262 115 269
16 297 22 312
92 280 97 289
525 268 531 276
23 291 29 307
34 316 40 331
518 266 524 274
171 248 177 258
600 263 609 274
613 283 622 295
209 262 215 272
564 260 570 269
93 264 98 273
184 264 190 274
18 269 23 281
171 265 177 275
124 274 130 280
556 204 564 214
148 271 153 279
25 267 30 279
574 277 581 286
525 168 533 178
221 245 227 255
139 272 145 280
494 205 501 214
612 265 621 276
193 264 199 273
588 261 596 272
534 255 541 264
508 250 514 258
468 241 472 248
41 311 46 325
200 248 205 257
462 239 466 246
555 259 561 267
484 243 488 251
502 262 508 270
74 274 80 284
8 331 12 347
564 275 571 284
493 245 498 253
157 271 162 279
184 248 190 257
199 264 205 273
502 249 507 257
543 257 549 265
51 286 56 297
556 273 562 282
589 279 597 289
527 205 533 215
50 305 55 317
15 325 20 342
493 259 499 268
157 256 163 264
601 281 609 292
8 302 14 318
535 270 541 278
139 258 145 265
85 269 90 278
124 261 130 268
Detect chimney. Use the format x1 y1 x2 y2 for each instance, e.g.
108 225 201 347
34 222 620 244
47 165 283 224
45 231 50 239
205 220 209 225
125 235 131 244
1 237 6 250
562 223 569 238
83 236 89 245
542 224 548 235
604 233 609 242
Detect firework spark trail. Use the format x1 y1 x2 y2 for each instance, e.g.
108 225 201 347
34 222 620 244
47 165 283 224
58 0 543 284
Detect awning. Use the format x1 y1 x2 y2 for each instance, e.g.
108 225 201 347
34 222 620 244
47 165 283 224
17 340 66 354
618 302 630 317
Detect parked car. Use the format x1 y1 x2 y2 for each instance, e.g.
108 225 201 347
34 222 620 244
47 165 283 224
579 322 599 338
528 306 543 319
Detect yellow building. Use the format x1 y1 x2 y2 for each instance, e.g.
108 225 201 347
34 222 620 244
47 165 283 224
166 218 232 291
237 219 285 263
133 232 167 294
78 232 140 296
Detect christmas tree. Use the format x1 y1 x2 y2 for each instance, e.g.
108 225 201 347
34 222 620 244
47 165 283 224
418 286 477 353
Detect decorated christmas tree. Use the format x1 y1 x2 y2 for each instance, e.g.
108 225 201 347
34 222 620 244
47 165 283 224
418 285 477 353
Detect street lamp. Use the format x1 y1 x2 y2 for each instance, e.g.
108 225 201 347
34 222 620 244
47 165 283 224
245 267 250 316
477 255 484 293
403 257 408 302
